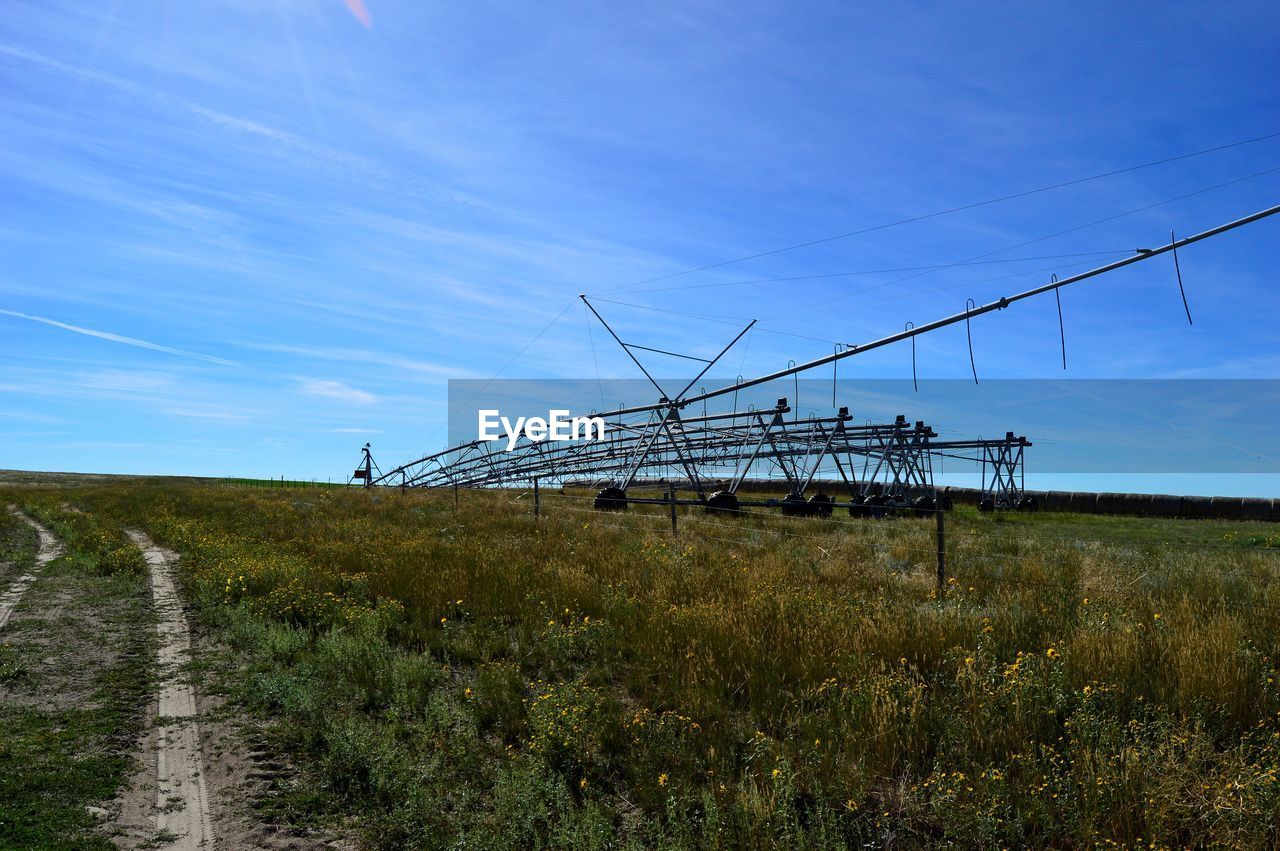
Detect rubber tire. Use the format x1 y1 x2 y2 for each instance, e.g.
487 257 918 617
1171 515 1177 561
705 490 741 515
781 492 811 517
808 493 834 518
594 486 628 511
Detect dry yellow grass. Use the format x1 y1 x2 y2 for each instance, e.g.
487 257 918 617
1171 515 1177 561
12 481 1280 848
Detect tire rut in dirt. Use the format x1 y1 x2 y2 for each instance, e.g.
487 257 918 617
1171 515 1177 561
0 509 63 631
125 529 214 851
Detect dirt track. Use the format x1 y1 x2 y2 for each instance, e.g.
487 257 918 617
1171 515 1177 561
123 530 214 850
0 509 62 630
113 531 346 850
1 507 346 849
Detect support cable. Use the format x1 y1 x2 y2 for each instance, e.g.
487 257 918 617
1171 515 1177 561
1171 230 1194 325
905 323 918 391
580 295 668 398
584 300 606 410
769 164 1280 322
601 130 1280 292
964 299 979 385
1053 274 1067 370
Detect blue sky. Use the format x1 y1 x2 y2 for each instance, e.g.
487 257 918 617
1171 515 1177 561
1 1 1278 492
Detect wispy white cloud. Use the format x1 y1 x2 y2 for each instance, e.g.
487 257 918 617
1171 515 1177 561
163 406 255 423
0 43 494 215
0 308 237 366
0 410 65 424
0 367 189 406
241 342 457 376
297 378 377 404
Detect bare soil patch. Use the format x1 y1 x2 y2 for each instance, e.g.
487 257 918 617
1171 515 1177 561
110 532 348 851
0 520 153 849
0 507 39 588
0 509 62 631
0 517 113 711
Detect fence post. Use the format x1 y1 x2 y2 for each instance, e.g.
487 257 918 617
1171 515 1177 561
454 485 459 511
935 507 946 599
669 485 678 536
534 478 541 522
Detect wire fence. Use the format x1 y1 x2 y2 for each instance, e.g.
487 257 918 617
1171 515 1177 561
533 487 1279 548
220 479 1280 614
518 487 1280 615
224 476 349 489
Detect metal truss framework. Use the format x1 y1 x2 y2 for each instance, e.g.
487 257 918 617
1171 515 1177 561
359 398 1032 515
354 203 1278 515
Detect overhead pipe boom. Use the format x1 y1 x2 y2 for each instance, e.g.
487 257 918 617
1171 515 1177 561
601 202 1280 418
369 202 1279 486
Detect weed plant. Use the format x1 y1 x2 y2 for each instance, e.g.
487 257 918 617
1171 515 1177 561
28 483 1280 849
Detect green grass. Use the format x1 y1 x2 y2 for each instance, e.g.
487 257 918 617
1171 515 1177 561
20 499 147 578
0 504 155 850
16 482 1280 848
223 477 354 489
0 509 38 587
977 504 1280 549
0 692 140 849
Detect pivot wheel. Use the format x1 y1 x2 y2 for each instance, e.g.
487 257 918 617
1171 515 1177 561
808 493 834 518
705 490 741 515
594 486 628 511
780 491 811 517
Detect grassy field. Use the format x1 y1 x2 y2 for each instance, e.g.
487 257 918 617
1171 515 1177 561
6 482 1280 848
0 501 154 849
0 509 38 588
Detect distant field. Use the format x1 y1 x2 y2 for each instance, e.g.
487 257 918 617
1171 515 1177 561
6 481 1280 848
222 476 351 489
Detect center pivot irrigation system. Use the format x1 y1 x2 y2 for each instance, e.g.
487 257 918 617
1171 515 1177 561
351 203 1280 516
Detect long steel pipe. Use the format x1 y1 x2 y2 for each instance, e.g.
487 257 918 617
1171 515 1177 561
606 202 1280 417
374 202 1278 482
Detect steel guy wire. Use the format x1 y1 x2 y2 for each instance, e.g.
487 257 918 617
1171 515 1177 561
609 250 1136 295
404 298 578 460
767 163 1280 322
600 130 1280 292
